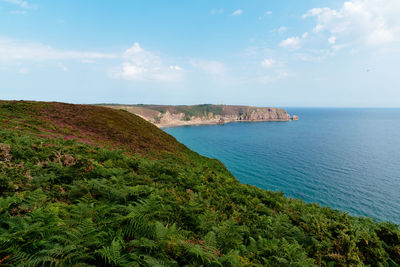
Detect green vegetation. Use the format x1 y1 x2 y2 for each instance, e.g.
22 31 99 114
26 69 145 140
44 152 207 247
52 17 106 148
175 104 223 118
0 101 399 266
142 104 224 118
153 115 162 123
183 114 192 121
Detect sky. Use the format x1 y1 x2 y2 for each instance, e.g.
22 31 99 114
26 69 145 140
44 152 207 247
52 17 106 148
0 0 399 107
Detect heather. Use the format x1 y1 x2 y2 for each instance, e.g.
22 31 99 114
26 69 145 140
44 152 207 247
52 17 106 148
0 101 399 266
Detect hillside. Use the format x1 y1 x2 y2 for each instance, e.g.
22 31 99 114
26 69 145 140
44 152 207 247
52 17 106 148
0 101 399 266
101 104 297 127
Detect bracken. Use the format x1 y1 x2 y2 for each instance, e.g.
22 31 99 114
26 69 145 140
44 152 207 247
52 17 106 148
0 100 399 266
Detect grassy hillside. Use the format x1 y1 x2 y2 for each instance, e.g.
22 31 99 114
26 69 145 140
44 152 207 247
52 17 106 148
0 101 399 266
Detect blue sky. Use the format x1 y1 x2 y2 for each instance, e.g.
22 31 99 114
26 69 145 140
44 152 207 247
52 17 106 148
1 0 399 107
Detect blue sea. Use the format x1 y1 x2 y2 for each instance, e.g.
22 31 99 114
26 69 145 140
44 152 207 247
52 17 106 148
164 108 400 224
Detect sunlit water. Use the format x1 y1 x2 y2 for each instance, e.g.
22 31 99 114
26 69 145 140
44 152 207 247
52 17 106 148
164 108 400 223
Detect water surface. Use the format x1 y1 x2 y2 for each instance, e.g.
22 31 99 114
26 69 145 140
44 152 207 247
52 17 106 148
164 108 400 223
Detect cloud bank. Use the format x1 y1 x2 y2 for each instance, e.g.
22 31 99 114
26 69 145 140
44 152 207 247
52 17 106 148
113 43 184 82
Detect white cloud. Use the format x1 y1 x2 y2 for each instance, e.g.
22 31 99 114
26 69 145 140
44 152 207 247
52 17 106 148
260 58 276 68
302 0 400 46
169 65 184 71
312 24 324 33
328 36 337 44
271 26 287 34
190 59 226 75
279 30 310 51
259 10 272 20
282 0 400 63
210 8 223 15
114 42 184 82
296 49 335 62
0 36 117 61
81 59 96 64
280 37 301 50
278 26 287 34
1 0 30 9
0 37 184 82
257 69 293 84
232 9 243 16
58 63 68 71
240 46 291 84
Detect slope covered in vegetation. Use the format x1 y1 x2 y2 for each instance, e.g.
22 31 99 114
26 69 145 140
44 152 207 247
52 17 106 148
0 101 399 266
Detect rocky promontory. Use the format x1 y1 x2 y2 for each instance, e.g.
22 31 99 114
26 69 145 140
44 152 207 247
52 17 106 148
102 104 298 127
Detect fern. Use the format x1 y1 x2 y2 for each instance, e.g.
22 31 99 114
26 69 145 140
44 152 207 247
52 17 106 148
97 239 129 266
0 103 399 266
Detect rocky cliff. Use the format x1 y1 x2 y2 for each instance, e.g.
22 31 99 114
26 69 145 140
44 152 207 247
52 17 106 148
102 104 298 127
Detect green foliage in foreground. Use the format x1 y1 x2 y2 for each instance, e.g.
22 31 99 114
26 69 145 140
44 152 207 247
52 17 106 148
0 130 399 267
0 101 399 266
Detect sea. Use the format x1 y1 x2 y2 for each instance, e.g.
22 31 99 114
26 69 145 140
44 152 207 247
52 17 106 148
164 108 400 224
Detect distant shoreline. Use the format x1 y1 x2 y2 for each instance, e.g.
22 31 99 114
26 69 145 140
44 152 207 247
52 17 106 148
101 104 298 128
157 118 293 128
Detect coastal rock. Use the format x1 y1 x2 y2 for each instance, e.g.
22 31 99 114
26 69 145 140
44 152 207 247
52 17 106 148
103 104 297 127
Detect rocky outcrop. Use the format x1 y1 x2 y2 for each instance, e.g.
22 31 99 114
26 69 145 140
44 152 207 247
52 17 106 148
102 104 298 127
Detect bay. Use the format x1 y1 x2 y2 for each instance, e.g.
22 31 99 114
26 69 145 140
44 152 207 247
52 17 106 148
164 108 400 223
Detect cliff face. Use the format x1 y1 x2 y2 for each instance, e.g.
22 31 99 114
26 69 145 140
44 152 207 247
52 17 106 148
102 104 297 127
220 106 290 121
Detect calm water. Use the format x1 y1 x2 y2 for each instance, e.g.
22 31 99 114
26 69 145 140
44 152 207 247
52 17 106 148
164 108 400 224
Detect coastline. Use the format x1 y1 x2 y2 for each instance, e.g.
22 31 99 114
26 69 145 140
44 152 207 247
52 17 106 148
101 104 298 128
156 118 293 128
